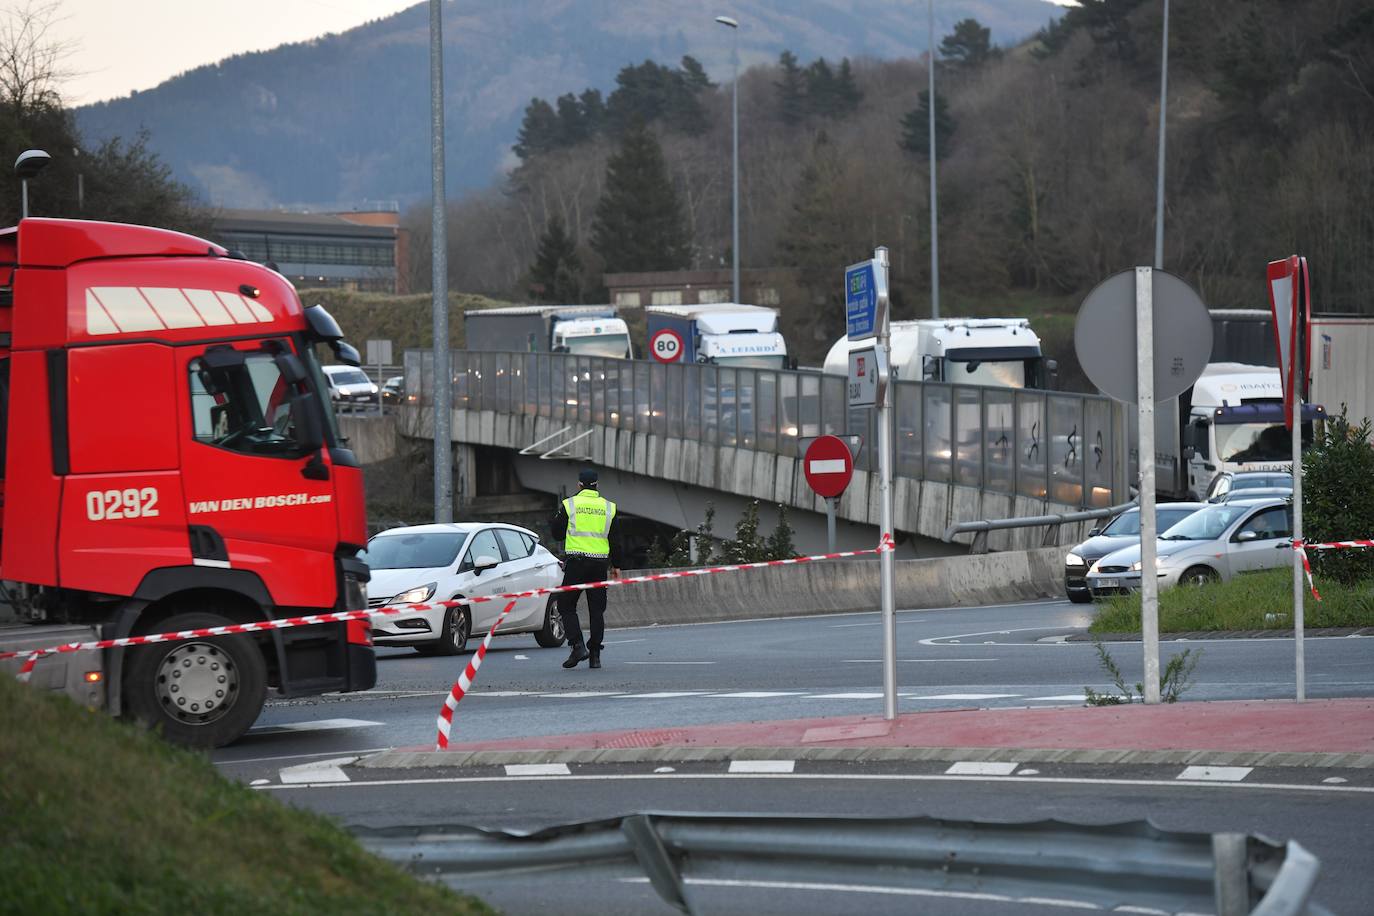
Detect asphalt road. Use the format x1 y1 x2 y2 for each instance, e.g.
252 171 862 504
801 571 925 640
214 597 1374 768
209 598 1374 914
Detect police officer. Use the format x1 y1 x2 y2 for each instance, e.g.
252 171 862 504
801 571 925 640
552 468 620 669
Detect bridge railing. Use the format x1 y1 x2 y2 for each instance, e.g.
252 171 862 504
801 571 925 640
406 350 1121 508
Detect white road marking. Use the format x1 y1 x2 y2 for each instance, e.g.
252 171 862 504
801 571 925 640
257 772 1374 795
1020 769 1041 776
249 718 382 735
471 691 536 697
1028 695 1089 702
913 693 1020 700
504 763 570 776
840 658 1000 663
621 691 711 698
654 766 676 773
514 654 529 660
920 626 1064 646
710 691 808 698
617 876 1100 909
1177 765 1253 782
1323 777 1348 784
537 691 626 699
249 778 270 786
826 600 1066 628
811 692 885 699
623 661 716 665
214 747 393 767
729 759 796 774
604 638 647 645
278 756 357 784
946 761 1019 776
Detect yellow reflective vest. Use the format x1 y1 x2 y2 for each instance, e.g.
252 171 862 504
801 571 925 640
563 490 616 559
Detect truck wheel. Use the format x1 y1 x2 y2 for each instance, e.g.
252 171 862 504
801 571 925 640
124 612 267 749
534 597 567 648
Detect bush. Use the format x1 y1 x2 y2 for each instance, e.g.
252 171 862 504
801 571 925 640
1303 409 1374 585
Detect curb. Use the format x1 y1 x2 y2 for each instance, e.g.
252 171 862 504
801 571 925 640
1069 627 1374 642
356 745 1374 770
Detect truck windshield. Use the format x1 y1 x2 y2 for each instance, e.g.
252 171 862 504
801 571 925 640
950 359 1026 388
1215 422 1309 462
564 334 630 358
714 355 787 370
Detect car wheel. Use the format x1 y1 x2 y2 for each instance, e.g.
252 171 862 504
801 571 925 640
1180 565 1218 587
1068 590 1094 605
430 604 471 656
534 597 567 648
123 611 267 749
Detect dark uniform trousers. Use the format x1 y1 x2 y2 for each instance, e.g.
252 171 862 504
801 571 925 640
557 555 608 652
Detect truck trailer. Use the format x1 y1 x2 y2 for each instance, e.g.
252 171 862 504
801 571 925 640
822 318 1053 388
0 217 376 747
465 304 633 358
645 303 788 369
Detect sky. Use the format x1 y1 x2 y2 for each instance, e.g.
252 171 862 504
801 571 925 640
46 0 420 106
43 0 1080 107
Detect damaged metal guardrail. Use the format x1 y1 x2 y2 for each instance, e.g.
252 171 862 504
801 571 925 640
944 498 1137 554
355 812 1328 916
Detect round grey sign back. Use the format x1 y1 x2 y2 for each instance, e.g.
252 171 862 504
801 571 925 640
1073 268 1213 403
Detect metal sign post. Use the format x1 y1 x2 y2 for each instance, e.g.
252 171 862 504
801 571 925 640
874 248 897 721
826 497 838 554
1135 267 1161 704
1292 309 1305 702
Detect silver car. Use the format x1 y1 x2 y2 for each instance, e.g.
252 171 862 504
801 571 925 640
1086 497 1292 596
1064 503 1206 603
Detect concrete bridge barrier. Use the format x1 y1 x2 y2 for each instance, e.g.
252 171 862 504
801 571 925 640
602 546 1068 629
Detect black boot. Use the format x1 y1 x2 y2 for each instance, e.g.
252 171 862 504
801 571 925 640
563 642 589 669
588 650 601 669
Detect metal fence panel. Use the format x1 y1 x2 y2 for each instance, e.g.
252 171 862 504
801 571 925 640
1048 394 1085 506
1016 389 1048 499
894 380 922 477
983 388 1015 494
923 384 952 483
954 386 983 487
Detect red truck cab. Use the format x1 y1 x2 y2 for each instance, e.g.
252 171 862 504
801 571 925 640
0 217 375 746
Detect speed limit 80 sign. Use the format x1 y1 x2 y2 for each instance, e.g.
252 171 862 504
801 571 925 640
650 328 684 363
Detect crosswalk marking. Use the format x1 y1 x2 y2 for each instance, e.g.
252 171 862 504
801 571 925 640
1026 695 1088 702
250 718 381 735
945 761 1019 776
505 763 571 776
710 691 808 698
278 757 357 784
910 693 1020 700
811 692 886 699
622 691 712 698
1177 765 1253 782
536 691 625 698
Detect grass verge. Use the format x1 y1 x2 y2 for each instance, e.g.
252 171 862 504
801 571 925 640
1090 568 1374 633
0 674 492 915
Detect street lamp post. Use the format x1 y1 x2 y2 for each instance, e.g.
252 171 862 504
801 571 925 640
715 15 740 304
928 0 940 320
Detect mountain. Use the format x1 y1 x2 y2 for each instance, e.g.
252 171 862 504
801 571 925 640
74 0 1065 209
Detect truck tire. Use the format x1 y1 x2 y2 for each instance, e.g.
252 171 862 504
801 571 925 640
534 597 567 648
124 612 267 749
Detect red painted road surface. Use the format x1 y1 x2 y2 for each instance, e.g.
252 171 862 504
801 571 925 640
433 698 1374 756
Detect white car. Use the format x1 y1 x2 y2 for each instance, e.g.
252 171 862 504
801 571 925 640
1086 497 1292 597
361 523 565 654
322 364 379 406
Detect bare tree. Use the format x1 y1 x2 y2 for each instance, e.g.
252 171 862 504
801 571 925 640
0 1 76 118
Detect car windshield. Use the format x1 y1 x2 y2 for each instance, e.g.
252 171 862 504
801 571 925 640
1101 506 1198 536
360 532 468 570
1160 504 1252 541
330 368 372 386
1233 474 1292 490
564 334 630 358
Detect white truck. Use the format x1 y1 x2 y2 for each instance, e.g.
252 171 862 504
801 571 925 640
1148 362 1326 500
465 305 633 358
822 317 1053 388
645 303 788 369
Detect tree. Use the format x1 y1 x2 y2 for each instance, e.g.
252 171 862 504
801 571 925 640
1302 409 1374 585
775 50 806 124
835 58 863 108
765 504 796 559
805 58 840 117
555 93 589 146
0 1 70 120
590 122 691 273
529 215 583 303
778 132 856 345
940 19 1000 69
579 88 606 135
899 90 955 160
514 97 560 160
680 54 713 92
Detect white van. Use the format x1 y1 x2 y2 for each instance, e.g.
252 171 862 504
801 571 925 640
322 364 379 406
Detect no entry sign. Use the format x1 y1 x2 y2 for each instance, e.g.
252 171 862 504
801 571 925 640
649 328 684 363
804 434 854 499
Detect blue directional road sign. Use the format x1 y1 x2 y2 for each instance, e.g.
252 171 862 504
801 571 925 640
846 260 877 341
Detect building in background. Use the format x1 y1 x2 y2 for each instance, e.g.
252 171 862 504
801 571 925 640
603 267 795 309
211 207 407 293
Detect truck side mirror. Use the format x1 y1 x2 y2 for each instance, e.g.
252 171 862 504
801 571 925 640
1045 359 1059 389
290 393 329 480
922 355 939 381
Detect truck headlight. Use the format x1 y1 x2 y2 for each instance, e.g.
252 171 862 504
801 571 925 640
1066 552 1086 567
391 583 437 605
344 575 368 612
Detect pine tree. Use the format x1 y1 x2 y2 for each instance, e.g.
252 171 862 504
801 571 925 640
940 19 1000 69
725 501 768 563
514 97 560 160
529 215 583 303
590 122 692 273
555 92 588 146
775 50 806 124
836 58 863 108
579 88 606 134
899 90 955 160
766 504 797 560
680 55 714 92
805 58 840 117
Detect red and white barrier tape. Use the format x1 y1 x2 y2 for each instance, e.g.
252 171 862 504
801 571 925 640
436 600 516 750
1290 537 1373 601
3 535 895 673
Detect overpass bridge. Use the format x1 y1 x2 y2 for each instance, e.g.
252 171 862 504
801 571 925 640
394 350 1126 556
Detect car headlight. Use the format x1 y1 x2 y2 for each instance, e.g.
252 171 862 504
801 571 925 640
1129 560 1142 572
1066 552 1086 567
391 582 437 605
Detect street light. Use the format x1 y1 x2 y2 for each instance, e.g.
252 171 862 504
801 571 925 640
715 14 740 304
